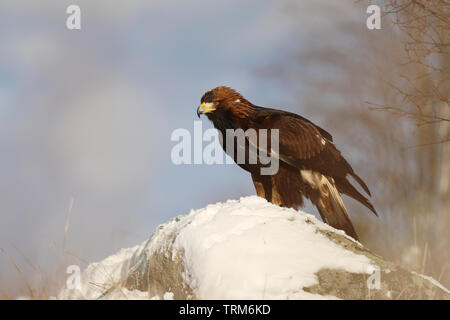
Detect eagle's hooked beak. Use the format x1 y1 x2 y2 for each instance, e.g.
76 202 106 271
197 102 217 118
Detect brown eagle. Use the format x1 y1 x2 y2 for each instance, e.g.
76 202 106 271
197 86 377 240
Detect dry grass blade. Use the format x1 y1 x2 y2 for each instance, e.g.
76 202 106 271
0 248 34 298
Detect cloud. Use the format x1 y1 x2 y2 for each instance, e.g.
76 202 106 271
53 83 156 190
0 0 151 22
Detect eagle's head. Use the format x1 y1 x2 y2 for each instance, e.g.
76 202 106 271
197 86 252 124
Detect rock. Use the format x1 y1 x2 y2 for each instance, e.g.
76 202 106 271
60 196 449 300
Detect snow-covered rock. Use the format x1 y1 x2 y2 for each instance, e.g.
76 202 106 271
58 196 450 300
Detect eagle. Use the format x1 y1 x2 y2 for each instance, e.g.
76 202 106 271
196 86 377 240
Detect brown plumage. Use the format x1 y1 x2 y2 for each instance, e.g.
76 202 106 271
197 86 377 240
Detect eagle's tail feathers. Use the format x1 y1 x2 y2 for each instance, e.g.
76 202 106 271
336 177 378 216
349 172 371 196
315 178 359 241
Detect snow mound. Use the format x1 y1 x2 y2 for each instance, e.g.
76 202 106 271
58 196 450 300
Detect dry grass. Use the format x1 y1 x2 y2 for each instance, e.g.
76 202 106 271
0 196 142 300
0 198 81 300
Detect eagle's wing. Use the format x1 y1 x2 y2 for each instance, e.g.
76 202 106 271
250 110 330 164
248 109 376 216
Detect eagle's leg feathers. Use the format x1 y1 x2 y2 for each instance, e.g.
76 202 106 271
270 180 283 206
250 173 284 206
252 170 303 208
251 173 272 202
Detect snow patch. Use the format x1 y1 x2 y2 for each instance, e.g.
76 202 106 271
164 196 373 299
58 196 378 299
